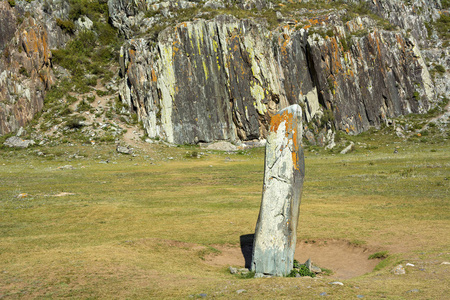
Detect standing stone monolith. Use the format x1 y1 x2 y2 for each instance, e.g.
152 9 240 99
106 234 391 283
251 104 305 277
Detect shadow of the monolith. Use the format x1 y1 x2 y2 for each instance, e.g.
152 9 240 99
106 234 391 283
240 234 254 269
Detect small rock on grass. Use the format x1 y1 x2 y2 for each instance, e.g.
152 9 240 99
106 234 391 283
357 295 364 298
116 145 133 154
311 265 322 273
57 165 74 170
229 266 237 274
236 289 246 294
441 262 450 265
319 292 327 296
406 289 420 293
391 265 406 275
329 281 344 286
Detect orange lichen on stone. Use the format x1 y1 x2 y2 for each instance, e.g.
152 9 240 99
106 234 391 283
308 16 329 26
151 68 157 82
309 18 319 26
270 108 301 170
330 37 342 74
41 30 49 62
129 48 136 61
278 33 290 58
172 41 180 55
396 34 405 51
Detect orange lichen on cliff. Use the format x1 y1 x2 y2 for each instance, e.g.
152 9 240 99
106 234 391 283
279 33 291 58
330 37 343 74
308 15 329 26
151 68 157 82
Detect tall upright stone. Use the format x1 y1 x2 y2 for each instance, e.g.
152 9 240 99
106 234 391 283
251 104 305 277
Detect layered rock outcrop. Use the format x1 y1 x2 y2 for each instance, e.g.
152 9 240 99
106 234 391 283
0 0 69 135
0 6 53 134
308 27 435 134
118 10 437 144
1 0 447 143
119 16 320 144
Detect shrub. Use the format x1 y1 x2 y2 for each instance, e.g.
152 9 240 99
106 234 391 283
77 100 91 112
321 108 335 125
66 116 85 129
369 250 389 259
287 264 316 277
19 67 29 77
66 95 78 104
60 105 73 116
434 64 446 75
56 18 75 34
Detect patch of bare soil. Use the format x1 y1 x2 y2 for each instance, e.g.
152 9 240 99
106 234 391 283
205 239 380 279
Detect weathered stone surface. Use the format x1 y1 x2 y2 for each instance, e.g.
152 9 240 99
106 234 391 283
392 264 406 275
116 8 442 144
347 0 441 46
205 141 237 151
251 104 305 277
0 0 70 136
340 142 354 154
118 16 321 144
3 136 35 148
308 28 436 135
116 145 133 154
0 16 54 135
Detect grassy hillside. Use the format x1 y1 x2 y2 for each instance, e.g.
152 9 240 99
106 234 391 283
1 126 448 298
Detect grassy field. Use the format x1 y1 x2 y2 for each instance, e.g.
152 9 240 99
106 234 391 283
0 131 449 299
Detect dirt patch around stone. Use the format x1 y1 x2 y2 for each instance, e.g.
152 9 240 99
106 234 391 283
205 239 381 279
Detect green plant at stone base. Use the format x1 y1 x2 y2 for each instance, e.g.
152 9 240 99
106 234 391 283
287 265 316 277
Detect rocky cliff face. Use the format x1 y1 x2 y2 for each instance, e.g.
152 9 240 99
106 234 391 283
308 24 435 135
0 0 69 135
115 0 445 145
1 0 448 145
118 16 319 144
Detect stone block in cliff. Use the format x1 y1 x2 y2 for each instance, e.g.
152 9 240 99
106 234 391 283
0 17 54 135
0 1 17 51
251 104 305 277
118 16 321 144
308 29 435 135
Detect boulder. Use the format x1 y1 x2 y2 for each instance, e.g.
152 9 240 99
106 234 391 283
251 104 305 277
340 142 354 154
3 136 35 148
205 141 237 151
392 264 406 275
116 145 133 154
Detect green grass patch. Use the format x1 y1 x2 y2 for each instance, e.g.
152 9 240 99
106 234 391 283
369 251 389 260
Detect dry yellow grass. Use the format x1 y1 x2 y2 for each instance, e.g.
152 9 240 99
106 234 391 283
0 135 449 298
